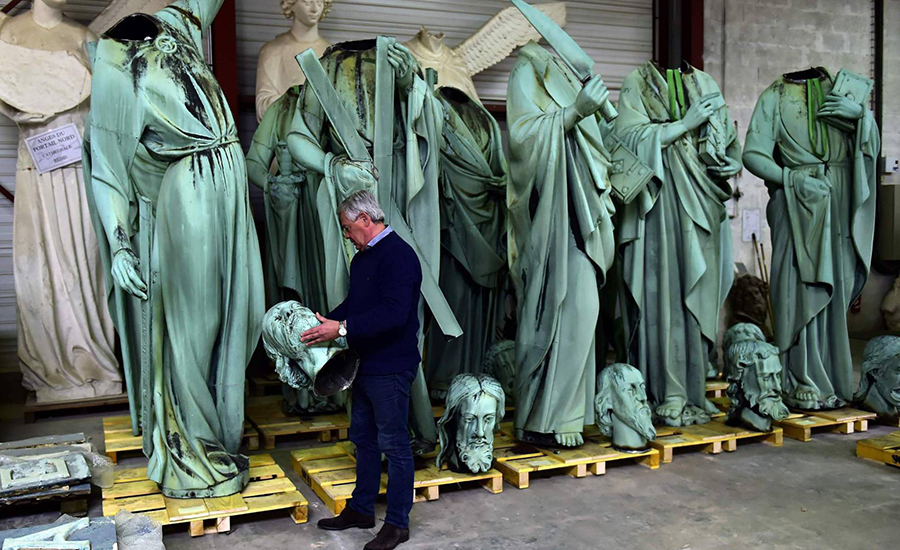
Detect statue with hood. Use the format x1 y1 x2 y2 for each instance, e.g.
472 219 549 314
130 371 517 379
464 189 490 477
743 67 880 410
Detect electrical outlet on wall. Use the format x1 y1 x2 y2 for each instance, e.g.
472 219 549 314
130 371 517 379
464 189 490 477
742 209 760 243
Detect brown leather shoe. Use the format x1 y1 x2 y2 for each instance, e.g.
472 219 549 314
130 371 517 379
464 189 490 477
363 523 410 550
316 506 375 531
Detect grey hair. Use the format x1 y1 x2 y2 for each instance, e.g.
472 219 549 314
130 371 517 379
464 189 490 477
338 190 385 223
436 374 505 468
281 0 333 21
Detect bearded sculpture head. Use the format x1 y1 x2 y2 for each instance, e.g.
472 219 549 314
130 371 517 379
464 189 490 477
436 374 505 474
262 301 358 397
853 335 900 418
483 340 516 406
594 364 656 452
723 323 789 432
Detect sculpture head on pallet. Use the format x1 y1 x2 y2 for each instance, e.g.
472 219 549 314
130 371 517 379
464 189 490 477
594 364 656 452
262 301 358 397
436 374 505 474
854 335 900 418
723 323 789 432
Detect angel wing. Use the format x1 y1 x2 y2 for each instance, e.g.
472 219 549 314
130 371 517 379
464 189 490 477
88 0 175 34
454 2 566 77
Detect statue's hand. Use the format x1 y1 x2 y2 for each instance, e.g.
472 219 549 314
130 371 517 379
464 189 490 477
334 157 378 192
798 174 831 200
573 75 610 119
387 40 419 91
818 94 864 121
112 248 148 301
680 96 718 132
707 155 743 179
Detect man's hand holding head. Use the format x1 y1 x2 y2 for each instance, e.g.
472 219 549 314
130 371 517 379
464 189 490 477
300 312 341 345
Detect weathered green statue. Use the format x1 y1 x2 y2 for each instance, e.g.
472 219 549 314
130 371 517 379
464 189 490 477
722 323 789 432
614 62 740 427
853 336 900 420
423 86 509 399
84 0 264 497
287 38 460 452
743 67 880 410
595 364 656 452
507 42 617 447
435 373 505 474
246 86 339 415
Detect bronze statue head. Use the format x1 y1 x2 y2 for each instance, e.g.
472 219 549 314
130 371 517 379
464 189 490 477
595 364 656 451
854 336 900 418
436 374 505 473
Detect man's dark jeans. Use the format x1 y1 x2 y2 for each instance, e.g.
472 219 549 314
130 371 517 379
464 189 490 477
349 369 416 529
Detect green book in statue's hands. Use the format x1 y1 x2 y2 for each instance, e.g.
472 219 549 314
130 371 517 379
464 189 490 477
820 69 872 132
604 134 654 205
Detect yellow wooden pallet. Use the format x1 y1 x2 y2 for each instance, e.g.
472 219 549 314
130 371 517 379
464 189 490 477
856 430 900 469
248 373 283 397
101 454 306 536
706 380 730 398
245 396 349 450
103 416 259 463
491 429 659 489
776 407 876 442
290 444 502 516
649 419 782 463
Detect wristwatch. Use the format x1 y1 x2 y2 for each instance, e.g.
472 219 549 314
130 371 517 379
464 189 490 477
338 321 348 337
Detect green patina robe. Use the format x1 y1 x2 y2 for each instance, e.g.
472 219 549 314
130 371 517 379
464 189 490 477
287 39 450 447
743 69 879 409
614 62 737 426
246 87 339 415
423 87 508 398
85 0 263 498
507 42 616 438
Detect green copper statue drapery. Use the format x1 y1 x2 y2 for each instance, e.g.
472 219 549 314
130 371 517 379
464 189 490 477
84 0 264 498
743 67 879 410
614 62 739 427
423 87 509 399
246 86 340 415
286 38 453 450
507 42 617 447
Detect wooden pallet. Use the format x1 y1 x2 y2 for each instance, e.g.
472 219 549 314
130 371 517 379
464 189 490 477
856 431 900 469
248 373 283 397
776 407 877 442
23 393 129 423
491 429 659 489
103 416 259 463
290 443 502 515
246 396 349 449
101 454 306 536
649 419 782 463
706 380 730 398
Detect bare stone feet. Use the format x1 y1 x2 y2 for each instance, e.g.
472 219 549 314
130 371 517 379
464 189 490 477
554 432 584 447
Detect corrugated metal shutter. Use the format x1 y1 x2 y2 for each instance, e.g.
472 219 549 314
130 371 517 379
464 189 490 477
0 1 108 372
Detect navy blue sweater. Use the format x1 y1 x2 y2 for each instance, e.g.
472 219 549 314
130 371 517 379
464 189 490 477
327 231 423 376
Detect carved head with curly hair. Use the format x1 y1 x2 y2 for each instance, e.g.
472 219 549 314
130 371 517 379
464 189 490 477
281 0 333 25
723 323 788 431
854 335 900 418
594 364 655 451
436 374 505 474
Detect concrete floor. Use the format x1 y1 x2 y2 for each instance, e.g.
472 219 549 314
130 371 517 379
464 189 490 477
1 341 898 550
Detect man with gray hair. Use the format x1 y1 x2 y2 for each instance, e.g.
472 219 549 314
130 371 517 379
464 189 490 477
301 189 420 550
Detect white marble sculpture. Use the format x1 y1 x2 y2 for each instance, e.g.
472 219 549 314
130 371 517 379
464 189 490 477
403 2 566 103
255 0 333 120
0 0 121 403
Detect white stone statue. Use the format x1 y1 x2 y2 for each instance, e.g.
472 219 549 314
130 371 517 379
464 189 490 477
403 2 566 103
0 0 119 402
255 0 333 121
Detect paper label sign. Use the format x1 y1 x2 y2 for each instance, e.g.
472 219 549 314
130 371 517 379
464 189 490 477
25 123 83 174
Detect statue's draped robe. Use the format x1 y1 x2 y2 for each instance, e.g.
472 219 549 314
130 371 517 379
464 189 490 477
743 72 879 409
614 62 736 423
0 18 120 403
424 88 508 397
246 87 338 414
288 40 447 445
85 0 264 497
507 42 616 437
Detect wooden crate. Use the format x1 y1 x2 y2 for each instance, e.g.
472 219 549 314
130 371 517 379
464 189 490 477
856 431 900 469
776 407 877 442
706 380 730 398
246 396 349 449
290 444 502 516
23 392 129 423
649 419 782 463
491 430 659 489
103 416 259 463
101 454 306 536
248 373 283 397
